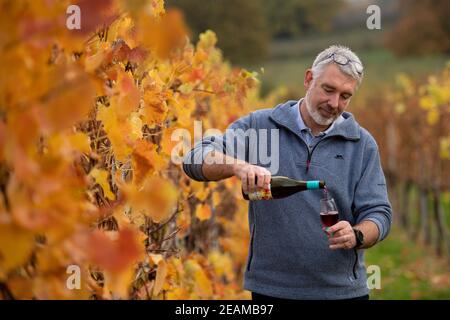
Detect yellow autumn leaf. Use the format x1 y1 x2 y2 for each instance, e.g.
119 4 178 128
68 132 91 154
122 176 178 223
427 109 439 125
90 168 115 200
84 46 107 73
440 137 450 159
212 191 221 207
395 73 414 96
103 269 135 299
129 112 143 140
208 250 235 282
131 140 166 187
419 96 435 110
184 258 213 298
197 30 218 51
177 204 191 238
195 267 213 298
97 105 133 162
150 255 168 297
195 203 212 221
142 90 169 125
113 71 140 121
178 83 193 94
46 132 90 156
161 126 187 158
190 181 210 201
0 223 35 277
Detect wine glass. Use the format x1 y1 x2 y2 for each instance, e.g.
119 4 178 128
320 198 339 229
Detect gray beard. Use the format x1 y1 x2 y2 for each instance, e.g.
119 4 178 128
305 91 336 126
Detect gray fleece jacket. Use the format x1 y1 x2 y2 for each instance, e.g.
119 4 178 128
182 100 392 299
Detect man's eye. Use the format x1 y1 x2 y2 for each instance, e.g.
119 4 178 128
341 95 350 100
324 88 333 93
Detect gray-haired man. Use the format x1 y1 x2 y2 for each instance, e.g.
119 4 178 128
183 45 392 300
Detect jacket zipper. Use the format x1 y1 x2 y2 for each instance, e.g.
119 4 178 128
352 249 359 279
302 138 328 174
247 224 256 271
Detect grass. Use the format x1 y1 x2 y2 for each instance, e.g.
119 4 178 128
365 225 450 300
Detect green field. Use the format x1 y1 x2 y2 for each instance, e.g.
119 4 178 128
365 225 450 300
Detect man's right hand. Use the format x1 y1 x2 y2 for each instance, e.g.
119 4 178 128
232 162 271 195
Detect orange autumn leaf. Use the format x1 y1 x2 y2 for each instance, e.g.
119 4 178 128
131 140 166 186
84 42 112 73
86 227 144 299
39 67 95 134
161 126 182 157
32 273 91 300
6 276 34 299
0 223 35 277
208 250 235 282
191 182 210 202
142 90 169 126
194 269 213 298
46 131 90 159
195 203 212 221
102 268 135 299
121 175 178 223
97 105 133 162
184 258 213 298
149 254 168 297
212 191 222 208
90 168 115 200
87 227 143 274
113 71 140 121
137 8 189 59
176 203 191 238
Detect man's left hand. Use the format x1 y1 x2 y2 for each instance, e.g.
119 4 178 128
324 221 356 250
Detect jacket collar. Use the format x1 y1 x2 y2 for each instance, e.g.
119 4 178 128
269 100 361 141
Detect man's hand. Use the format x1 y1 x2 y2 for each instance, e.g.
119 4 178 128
324 221 356 250
232 162 271 195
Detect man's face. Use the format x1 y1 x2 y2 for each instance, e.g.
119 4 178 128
304 63 358 126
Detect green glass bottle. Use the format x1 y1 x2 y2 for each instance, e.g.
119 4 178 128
242 176 326 200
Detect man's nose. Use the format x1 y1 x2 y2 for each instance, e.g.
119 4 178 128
328 94 339 109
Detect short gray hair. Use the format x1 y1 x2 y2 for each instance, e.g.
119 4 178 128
311 45 364 85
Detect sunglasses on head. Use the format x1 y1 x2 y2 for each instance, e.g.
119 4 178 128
322 53 363 76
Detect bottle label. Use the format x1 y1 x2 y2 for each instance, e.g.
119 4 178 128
306 180 320 189
247 185 272 201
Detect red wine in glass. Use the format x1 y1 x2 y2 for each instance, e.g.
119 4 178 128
320 198 339 228
320 210 339 227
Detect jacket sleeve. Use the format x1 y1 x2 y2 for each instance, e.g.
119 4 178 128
353 138 393 242
182 113 253 181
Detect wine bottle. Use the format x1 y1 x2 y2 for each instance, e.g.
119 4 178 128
242 176 326 200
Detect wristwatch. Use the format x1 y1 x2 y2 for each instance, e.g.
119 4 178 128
352 228 364 249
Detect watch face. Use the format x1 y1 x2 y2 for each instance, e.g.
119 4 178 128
358 232 363 242
354 229 363 246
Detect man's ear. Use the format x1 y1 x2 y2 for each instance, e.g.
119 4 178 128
304 69 314 89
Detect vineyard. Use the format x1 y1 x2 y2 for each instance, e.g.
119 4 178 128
0 0 449 300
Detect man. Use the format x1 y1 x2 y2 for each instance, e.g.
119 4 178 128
183 45 392 300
